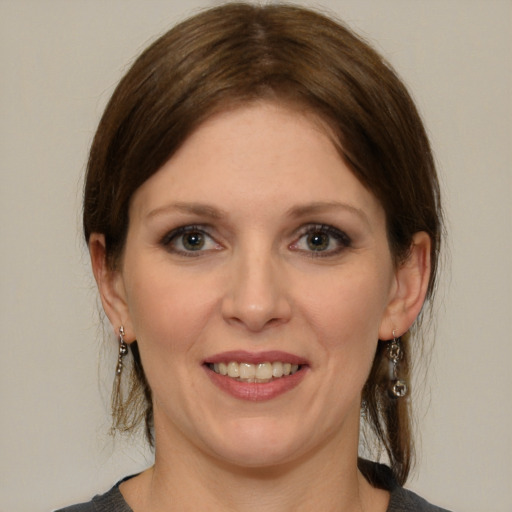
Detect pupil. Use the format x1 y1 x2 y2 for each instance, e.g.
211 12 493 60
183 232 204 250
307 232 329 251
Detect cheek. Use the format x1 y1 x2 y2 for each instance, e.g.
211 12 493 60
300 268 391 337
123 261 220 354
296 265 392 382
121 270 215 405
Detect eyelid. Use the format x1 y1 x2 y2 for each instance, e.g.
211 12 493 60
160 224 205 244
160 224 221 255
295 223 351 243
290 223 352 256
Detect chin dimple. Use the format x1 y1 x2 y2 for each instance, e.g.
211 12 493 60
208 361 300 382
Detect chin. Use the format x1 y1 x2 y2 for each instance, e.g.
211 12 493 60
203 416 311 469
207 403 361 471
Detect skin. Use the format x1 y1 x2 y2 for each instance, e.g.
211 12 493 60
90 101 431 512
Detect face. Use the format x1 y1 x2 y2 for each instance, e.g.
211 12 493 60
111 102 401 468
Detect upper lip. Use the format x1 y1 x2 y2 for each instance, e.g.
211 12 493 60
204 350 308 366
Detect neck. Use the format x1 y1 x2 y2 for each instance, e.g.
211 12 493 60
121 412 388 512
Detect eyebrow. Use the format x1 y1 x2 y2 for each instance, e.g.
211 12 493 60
286 201 371 227
146 202 226 220
145 200 371 227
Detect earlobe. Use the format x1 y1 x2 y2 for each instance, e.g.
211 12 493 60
379 232 431 339
89 233 133 340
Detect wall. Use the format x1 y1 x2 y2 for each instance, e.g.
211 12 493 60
1 1 511 510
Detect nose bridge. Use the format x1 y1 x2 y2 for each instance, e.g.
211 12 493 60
222 237 290 331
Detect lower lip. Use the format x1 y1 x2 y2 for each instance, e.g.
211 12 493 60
204 365 308 401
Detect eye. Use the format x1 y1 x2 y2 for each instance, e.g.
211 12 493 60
290 224 351 256
305 232 330 251
161 226 221 255
181 231 206 251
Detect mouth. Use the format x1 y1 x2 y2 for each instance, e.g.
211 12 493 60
203 351 308 401
207 361 302 383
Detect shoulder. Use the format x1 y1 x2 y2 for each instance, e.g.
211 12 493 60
358 459 453 512
389 486 453 512
53 481 132 512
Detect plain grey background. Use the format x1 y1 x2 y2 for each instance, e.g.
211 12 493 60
1 1 511 511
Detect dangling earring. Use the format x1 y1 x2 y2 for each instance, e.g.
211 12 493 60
360 398 368 420
387 330 407 398
116 326 128 376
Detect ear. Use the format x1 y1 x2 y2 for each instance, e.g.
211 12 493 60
379 231 431 339
89 233 134 341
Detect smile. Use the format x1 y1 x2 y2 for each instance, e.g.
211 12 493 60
208 361 301 382
204 351 308 400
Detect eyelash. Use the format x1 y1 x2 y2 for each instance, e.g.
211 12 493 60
160 225 218 257
160 223 351 257
291 224 352 257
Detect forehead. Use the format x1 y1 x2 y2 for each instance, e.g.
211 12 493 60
129 101 383 223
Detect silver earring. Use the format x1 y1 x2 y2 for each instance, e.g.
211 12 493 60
387 330 407 398
360 398 368 419
116 326 128 376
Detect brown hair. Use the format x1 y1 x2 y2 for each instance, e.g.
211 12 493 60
84 2 442 485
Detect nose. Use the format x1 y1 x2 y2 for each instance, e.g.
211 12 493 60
221 247 292 332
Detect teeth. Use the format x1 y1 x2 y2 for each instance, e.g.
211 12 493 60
272 361 283 378
227 362 239 378
210 361 301 381
239 363 255 379
256 362 273 380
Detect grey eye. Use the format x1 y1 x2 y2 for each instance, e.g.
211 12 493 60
182 232 205 250
291 224 351 257
306 232 330 251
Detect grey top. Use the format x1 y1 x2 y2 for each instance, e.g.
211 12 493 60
55 462 452 512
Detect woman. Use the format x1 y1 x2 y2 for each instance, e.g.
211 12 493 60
59 3 447 511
